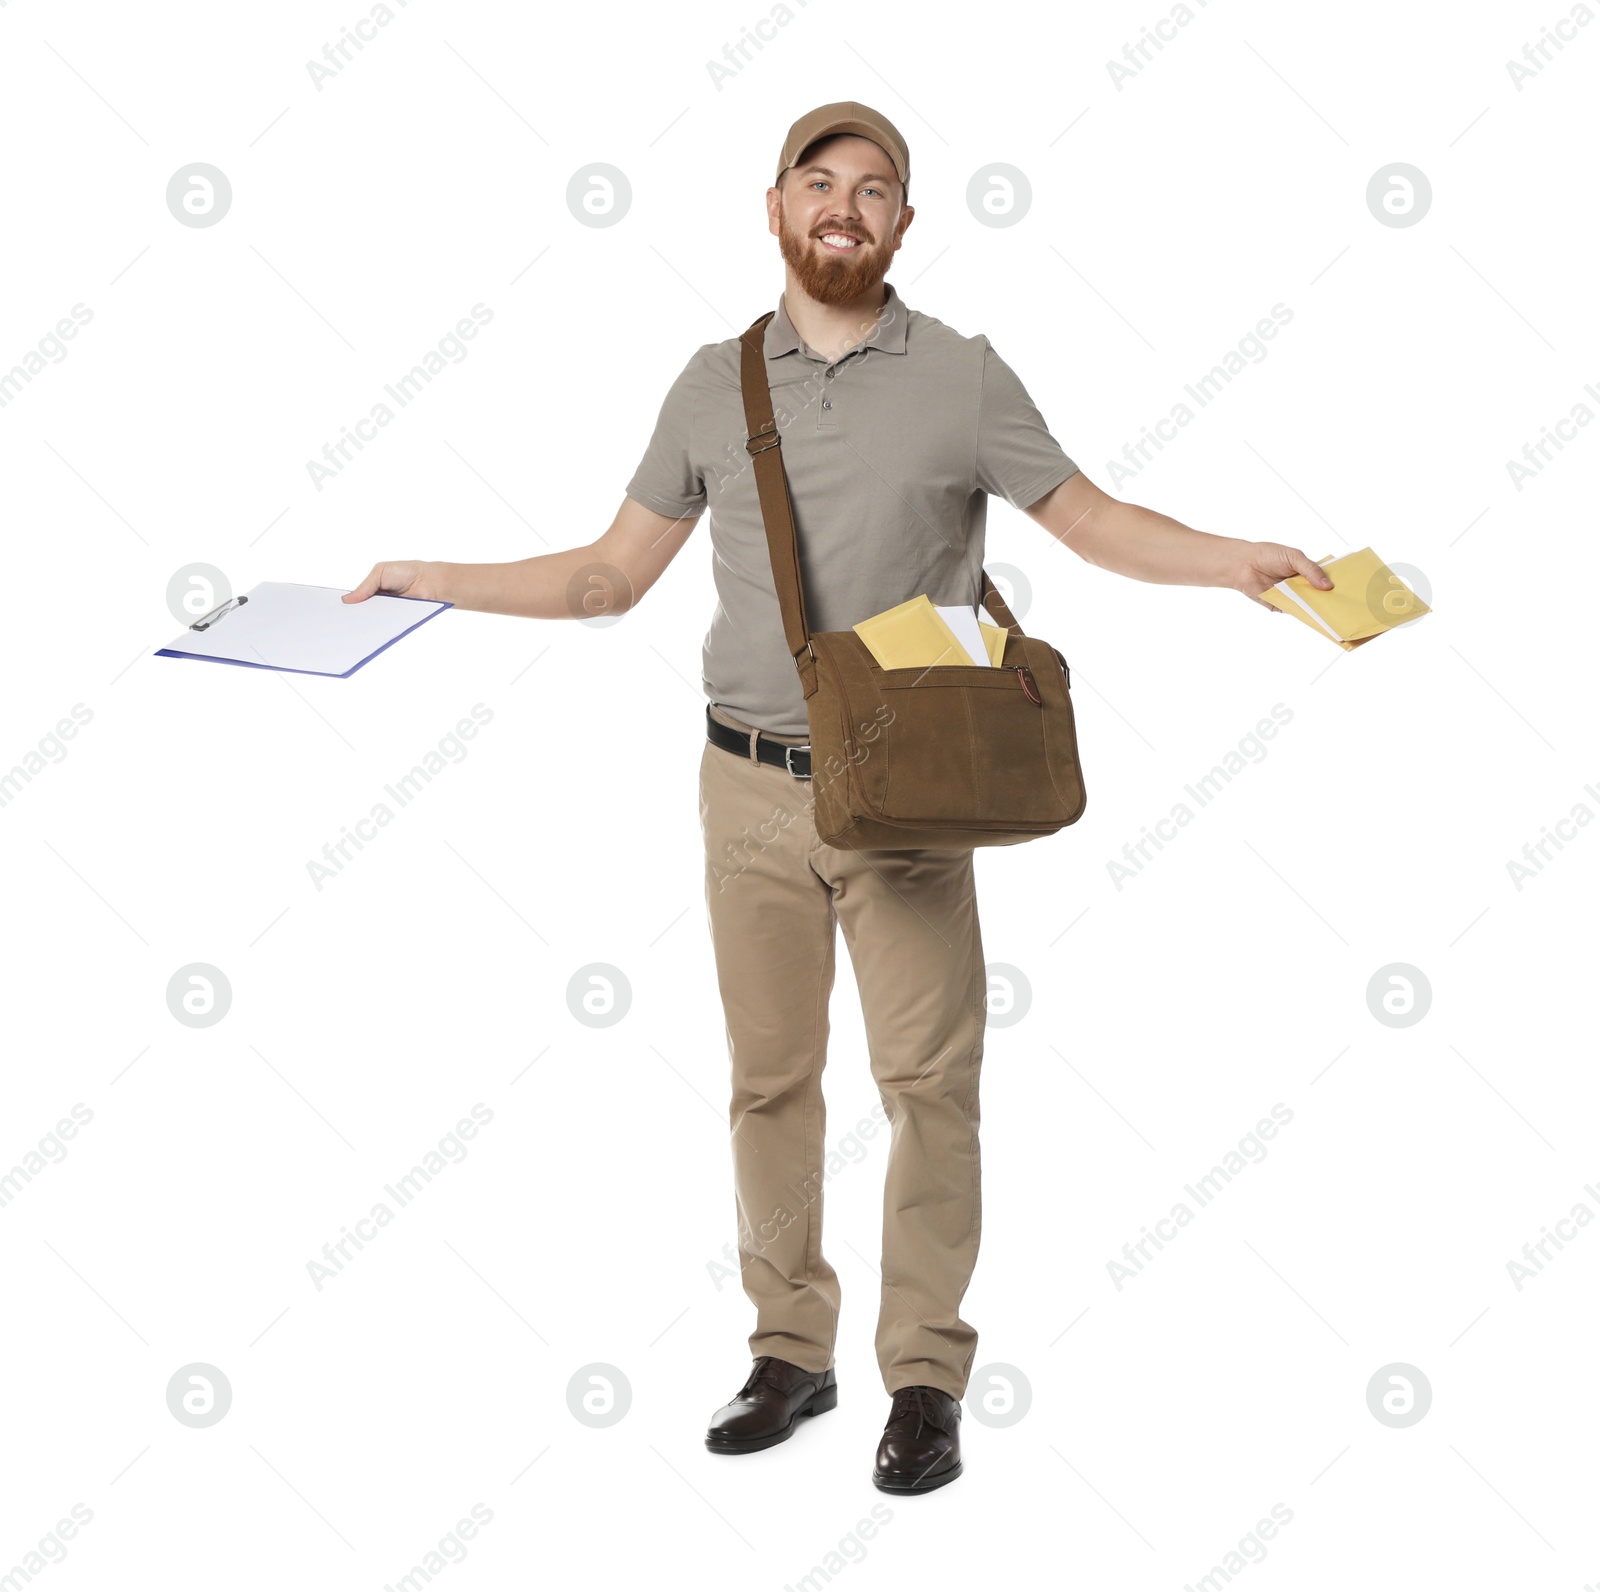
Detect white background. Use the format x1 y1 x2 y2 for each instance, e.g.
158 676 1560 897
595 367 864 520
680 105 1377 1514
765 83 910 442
2 1 1596 1587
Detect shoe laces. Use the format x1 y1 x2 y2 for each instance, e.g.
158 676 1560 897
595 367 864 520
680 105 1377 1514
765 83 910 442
887 1385 951 1436
738 1356 794 1398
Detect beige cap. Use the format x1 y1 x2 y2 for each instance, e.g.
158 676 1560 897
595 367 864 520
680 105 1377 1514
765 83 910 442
775 101 910 192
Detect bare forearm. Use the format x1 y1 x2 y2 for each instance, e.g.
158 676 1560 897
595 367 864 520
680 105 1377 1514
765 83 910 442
429 543 613 620
1069 498 1252 590
346 498 698 617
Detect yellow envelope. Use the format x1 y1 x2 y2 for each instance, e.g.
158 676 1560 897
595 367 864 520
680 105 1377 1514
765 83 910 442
854 594 977 668
1258 546 1431 650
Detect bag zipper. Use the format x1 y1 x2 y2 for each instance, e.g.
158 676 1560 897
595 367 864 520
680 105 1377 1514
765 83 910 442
1015 665 1042 705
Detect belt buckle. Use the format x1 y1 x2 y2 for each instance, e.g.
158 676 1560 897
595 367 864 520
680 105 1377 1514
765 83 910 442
783 743 811 778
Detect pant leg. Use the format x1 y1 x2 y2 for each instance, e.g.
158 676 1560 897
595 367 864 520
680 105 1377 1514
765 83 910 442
699 723 841 1372
812 841 986 1402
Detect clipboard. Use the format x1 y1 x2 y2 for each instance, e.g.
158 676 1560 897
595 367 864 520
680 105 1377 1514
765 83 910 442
154 581 452 678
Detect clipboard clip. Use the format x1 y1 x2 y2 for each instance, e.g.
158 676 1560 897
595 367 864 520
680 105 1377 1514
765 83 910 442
191 594 248 631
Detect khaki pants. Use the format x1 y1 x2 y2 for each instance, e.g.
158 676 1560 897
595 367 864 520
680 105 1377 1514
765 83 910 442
699 703 987 1401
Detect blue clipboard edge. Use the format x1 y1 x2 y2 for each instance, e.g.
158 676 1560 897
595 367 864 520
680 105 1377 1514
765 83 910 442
154 594 453 679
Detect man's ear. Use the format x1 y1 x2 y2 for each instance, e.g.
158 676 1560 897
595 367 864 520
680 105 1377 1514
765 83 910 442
766 184 783 237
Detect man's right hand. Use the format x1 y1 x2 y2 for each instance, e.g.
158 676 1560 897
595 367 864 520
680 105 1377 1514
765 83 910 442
343 561 442 603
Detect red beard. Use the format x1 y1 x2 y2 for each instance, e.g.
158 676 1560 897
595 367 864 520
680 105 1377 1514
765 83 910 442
778 210 895 307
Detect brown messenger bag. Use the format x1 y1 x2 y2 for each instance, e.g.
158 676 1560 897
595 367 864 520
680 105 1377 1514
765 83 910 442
738 310 1088 850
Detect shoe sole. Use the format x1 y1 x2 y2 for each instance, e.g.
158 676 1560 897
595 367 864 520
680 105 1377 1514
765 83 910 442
871 1457 963 1494
704 1382 838 1454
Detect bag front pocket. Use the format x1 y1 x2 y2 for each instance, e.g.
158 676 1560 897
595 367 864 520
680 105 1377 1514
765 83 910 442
873 664 1070 825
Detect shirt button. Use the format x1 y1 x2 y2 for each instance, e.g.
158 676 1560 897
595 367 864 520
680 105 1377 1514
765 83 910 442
822 400 832 409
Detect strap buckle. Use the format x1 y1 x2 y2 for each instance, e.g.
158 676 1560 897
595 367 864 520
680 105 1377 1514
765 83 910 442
745 425 781 456
783 743 811 778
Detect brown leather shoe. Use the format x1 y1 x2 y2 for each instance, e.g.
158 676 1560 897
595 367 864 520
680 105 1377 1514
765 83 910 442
872 1385 963 1492
705 1356 838 1454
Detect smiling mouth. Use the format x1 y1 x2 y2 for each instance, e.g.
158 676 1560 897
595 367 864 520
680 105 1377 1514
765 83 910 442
816 231 866 252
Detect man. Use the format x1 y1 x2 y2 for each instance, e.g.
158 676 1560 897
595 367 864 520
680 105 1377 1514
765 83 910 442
346 100 1332 1494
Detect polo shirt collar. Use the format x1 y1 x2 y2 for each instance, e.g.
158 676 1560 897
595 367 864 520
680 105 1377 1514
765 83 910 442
766 281 908 361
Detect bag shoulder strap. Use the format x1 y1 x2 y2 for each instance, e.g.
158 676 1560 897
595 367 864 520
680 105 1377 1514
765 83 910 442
736 311 1028 693
738 314 817 694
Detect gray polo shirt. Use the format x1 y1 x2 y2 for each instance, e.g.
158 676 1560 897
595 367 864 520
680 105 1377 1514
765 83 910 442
626 280 1079 736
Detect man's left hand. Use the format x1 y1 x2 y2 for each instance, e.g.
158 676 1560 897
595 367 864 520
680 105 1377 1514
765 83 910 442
1237 543 1334 611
